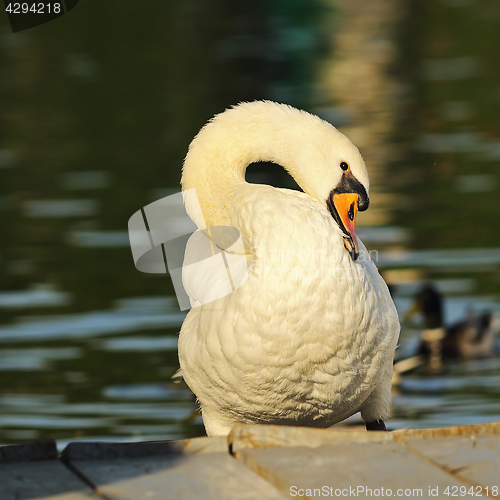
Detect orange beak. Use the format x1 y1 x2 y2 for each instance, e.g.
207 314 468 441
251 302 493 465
333 193 359 260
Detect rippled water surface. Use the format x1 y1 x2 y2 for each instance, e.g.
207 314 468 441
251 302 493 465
0 299 205 446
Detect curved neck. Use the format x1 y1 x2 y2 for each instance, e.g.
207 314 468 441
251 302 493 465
181 103 329 228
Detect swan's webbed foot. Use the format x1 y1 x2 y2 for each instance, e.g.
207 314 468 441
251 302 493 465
365 420 387 431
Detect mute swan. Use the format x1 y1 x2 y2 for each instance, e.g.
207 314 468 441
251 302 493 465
178 101 400 436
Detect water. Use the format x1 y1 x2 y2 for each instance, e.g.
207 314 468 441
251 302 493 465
0 298 205 446
391 297 500 431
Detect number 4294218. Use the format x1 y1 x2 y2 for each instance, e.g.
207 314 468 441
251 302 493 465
5 3 62 14
444 485 499 496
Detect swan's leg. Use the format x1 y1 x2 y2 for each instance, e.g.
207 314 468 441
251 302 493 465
365 419 387 431
359 360 393 431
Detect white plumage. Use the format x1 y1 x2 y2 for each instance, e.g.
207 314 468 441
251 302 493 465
178 101 400 436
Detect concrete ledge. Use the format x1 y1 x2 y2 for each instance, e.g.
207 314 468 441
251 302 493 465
0 439 58 463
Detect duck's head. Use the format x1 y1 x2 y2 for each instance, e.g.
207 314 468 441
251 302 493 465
411 283 444 329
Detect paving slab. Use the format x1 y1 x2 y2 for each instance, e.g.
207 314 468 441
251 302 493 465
0 439 58 463
402 435 500 493
235 441 472 499
394 421 500 441
61 435 227 461
63 440 286 500
229 423 392 453
0 440 98 500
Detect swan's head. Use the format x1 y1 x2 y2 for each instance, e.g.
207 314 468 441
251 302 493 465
182 101 370 260
265 103 370 261
324 157 370 262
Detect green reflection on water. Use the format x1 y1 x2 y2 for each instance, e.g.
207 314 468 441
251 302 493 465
393 0 500 254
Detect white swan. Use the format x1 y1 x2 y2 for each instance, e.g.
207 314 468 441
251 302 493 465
178 101 400 436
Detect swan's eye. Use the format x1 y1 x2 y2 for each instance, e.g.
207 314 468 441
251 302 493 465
340 161 349 171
